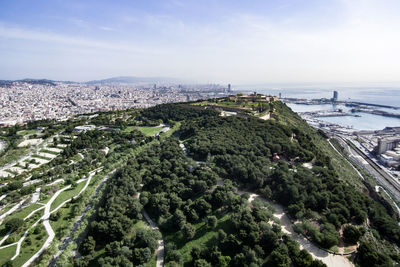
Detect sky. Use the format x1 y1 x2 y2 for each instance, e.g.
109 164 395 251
1 0 400 85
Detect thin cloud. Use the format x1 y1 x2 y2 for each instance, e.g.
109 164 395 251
0 24 161 54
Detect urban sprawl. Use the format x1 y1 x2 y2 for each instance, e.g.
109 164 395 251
0 81 231 125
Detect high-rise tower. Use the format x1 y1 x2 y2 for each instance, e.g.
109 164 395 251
333 91 338 101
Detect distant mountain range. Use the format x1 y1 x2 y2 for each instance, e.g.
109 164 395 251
0 76 184 86
0 79 58 86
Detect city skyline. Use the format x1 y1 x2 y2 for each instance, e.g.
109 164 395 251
1 0 400 85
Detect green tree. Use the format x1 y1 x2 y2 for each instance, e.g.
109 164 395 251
183 223 196 240
207 215 218 228
5 218 23 231
343 225 362 244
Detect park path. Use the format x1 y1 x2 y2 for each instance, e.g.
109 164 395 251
0 198 27 224
237 190 354 267
0 204 45 248
50 169 115 266
18 185 72 266
21 168 100 267
178 138 353 267
137 185 164 267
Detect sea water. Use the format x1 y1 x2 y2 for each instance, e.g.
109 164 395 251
234 86 400 130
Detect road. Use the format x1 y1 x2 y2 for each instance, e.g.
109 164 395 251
336 136 400 204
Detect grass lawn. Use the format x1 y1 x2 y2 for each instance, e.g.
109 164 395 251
0 206 44 243
50 203 77 240
127 126 162 136
50 182 86 212
121 126 137 133
31 154 52 161
159 122 181 140
0 244 17 266
39 149 59 155
12 224 48 267
17 130 39 136
0 204 13 217
4 169 17 175
8 203 43 220
146 255 157 267
164 213 232 265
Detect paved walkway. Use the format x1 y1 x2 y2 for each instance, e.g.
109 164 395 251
0 198 27 223
50 169 114 266
19 185 71 266
237 190 354 267
21 168 100 266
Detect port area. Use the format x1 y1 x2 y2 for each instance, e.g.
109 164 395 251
284 98 400 119
286 98 400 215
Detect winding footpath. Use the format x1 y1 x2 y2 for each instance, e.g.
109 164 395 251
20 169 99 267
238 190 353 267
18 185 72 265
50 169 115 266
0 198 27 224
179 140 352 267
137 185 164 267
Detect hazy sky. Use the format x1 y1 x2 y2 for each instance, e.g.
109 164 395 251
1 0 400 84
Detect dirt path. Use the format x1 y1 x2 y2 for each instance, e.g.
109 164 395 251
137 186 164 267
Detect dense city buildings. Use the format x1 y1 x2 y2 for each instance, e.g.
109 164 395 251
0 80 228 125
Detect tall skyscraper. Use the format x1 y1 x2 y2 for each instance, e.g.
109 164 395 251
228 84 231 92
333 91 338 101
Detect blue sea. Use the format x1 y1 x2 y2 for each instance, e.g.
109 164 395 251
234 86 400 130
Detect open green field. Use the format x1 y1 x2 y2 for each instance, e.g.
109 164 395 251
0 205 44 243
164 214 231 265
17 130 40 136
122 126 163 136
8 203 43 220
12 225 48 267
159 122 180 141
0 204 13 217
4 169 17 175
50 182 86 212
0 244 17 266
39 149 59 155
50 203 77 240
31 154 52 161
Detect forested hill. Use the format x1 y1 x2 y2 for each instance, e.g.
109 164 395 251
76 100 400 267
